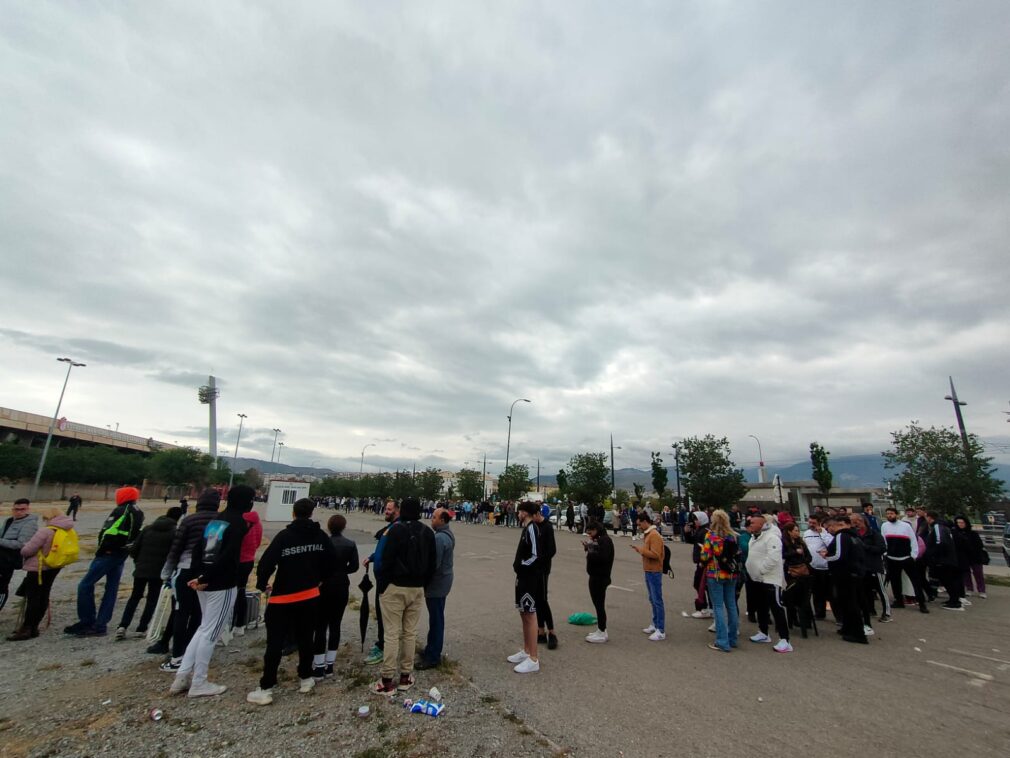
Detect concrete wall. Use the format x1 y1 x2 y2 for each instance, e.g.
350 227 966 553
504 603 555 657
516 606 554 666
0 480 176 503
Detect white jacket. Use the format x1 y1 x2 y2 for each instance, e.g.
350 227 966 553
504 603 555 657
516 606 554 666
745 522 785 588
803 527 834 571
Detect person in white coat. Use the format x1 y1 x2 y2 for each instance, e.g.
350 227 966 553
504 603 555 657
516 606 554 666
744 515 792 653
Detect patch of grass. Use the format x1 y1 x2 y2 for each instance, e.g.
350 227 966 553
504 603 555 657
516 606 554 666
375 721 390 735
502 711 523 725
294 712 317 726
354 748 388 758
480 694 499 704
38 662 63 671
345 669 372 688
79 658 96 667
435 656 459 674
519 726 534 736
983 574 1010 587
393 732 422 753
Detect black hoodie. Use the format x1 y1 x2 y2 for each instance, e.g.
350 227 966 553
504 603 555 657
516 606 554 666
256 518 337 601
194 506 247 591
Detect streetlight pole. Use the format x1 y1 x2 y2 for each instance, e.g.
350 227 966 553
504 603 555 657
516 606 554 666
276 442 285 464
671 442 683 511
944 376 973 463
504 398 531 474
610 434 622 494
270 428 282 463
228 413 247 488
31 357 86 500
360 443 376 476
482 451 487 501
748 434 766 483
536 458 540 493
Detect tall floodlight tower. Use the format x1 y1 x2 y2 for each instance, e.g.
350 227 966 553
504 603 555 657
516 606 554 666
198 375 220 466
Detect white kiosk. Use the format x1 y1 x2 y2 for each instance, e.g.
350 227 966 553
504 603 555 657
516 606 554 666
264 480 312 522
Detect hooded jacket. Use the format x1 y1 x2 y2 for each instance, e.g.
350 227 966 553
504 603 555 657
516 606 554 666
95 502 144 558
585 530 615 581
324 532 359 587
425 523 455 599
239 510 263 563
194 505 247 591
824 526 865 577
257 518 337 602
855 527 886 575
19 514 74 572
1 514 39 553
954 518 987 566
161 498 221 579
925 522 958 568
130 515 178 580
745 522 785 588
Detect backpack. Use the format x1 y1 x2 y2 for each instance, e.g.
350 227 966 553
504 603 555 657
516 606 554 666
41 525 79 569
662 544 674 578
715 537 740 575
395 521 431 580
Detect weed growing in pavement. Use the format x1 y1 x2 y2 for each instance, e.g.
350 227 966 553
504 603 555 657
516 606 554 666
480 694 499 704
79 659 95 667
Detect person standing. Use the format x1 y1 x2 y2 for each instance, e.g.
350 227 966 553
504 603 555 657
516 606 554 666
362 500 399 665
247 498 336 705
685 511 713 619
781 521 814 637
372 497 436 695
508 502 544 673
311 513 359 679
168 485 249 698
566 503 575 533
417 507 455 670
861 503 879 533
66 493 82 521
232 504 263 637
7 508 73 640
533 505 558 650
115 506 182 639
65 487 144 637
582 520 614 643
851 513 889 630
881 507 929 613
954 516 987 599
632 510 666 641
823 516 868 643
924 512 964 611
745 515 792 653
802 514 834 621
699 509 739 652
1 499 38 614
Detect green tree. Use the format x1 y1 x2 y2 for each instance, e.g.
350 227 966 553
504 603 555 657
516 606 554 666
497 464 531 501
148 448 215 489
416 467 445 500
650 452 668 497
809 442 833 508
883 422 1005 516
244 468 264 491
0 444 40 482
633 482 644 504
391 470 418 500
614 488 630 507
456 468 484 501
556 469 568 497
562 452 611 506
45 446 149 484
680 435 747 510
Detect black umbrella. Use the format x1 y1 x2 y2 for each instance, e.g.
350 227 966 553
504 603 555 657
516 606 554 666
358 567 374 652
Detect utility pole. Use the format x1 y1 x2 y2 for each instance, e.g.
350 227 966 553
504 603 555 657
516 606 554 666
505 398 531 474
944 376 972 463
536 458 540 493
671 442 683 511
270 428 282 463
31 357 86 500
228 413 247 488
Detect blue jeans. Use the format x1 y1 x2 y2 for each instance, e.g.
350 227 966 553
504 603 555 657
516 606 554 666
423 596 446 664
77 555 126 631
707 577 739 650
644 571 664 633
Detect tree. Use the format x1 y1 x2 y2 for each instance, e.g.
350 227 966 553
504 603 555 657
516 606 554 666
456 468 484 502
148 448 215 489
562 453 611 506
391 470 417 501
614 488 630 507
45 446 149 485
650 452 668 497
556 469 568 497
244 468 264 491
0 444 40 482
633 482 644 504
497 464 531 501
416 467 445 500
883 422 1005 516
679 435 747 510
809 442 832 507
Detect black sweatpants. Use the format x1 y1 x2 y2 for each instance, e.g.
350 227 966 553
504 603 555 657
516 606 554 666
261 598 318 689
536 572 555 631
22 569 61 631
811 569 833 619
315 581 350 654
118 577 162 631
171 569 201 659
754 583 789 640
885 559 926 608
232 561 254 628
833 574 866 641
588 576 609 632
0 565 14 613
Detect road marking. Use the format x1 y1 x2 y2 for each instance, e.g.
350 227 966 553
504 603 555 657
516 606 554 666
948 649 1010 665
610 585 634 593
926 660 994 681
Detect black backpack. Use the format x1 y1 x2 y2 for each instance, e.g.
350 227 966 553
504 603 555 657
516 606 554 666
394 521 431 579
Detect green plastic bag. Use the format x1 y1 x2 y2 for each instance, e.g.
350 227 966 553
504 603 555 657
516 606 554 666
567 612 598 626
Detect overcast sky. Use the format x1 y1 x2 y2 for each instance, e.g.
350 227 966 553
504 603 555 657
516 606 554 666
2 1 1009 477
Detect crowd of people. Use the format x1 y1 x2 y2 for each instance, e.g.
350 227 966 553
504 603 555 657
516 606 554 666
0 489 995 703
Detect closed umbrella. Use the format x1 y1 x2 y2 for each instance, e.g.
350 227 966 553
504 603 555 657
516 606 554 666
357 568 373 652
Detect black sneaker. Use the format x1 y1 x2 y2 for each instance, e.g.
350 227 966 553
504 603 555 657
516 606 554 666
324 664 334 678
146 640 169 655
547 633 558 650
537 633 547 644
312 665 326 681
64 622 87 636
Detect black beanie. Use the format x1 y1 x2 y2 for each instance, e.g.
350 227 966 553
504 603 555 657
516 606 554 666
400 497 421 520
227 484 256 511
196 488 221 508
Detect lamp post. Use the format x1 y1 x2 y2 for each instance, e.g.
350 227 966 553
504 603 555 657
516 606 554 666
610 434 622 494
748 434 766 483
360 443 376 475
270 428 282 463
671 442 683 512
276 441 285 464
228 413 247 488
31 357 86 500
504 398 531 474
944 376 973 463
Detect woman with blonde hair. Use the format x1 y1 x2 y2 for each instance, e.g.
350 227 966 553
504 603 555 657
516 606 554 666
698 509 740 652
9 507 76 641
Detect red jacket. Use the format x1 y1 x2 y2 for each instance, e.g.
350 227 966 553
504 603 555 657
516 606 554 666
240 511 263 563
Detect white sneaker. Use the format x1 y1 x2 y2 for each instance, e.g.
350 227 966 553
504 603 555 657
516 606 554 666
642 625 657 634
187 681 227 698
506 650 529 664
514 657 540 674
750 632 771 643
691 609 713 619
707 623 716 633
169 673 192 695
247 687 273 705
299 677 315 694
960 598 972 607
964 590 973 597
233 625 246 637
773 639 793 653
585 629 608 643
219 626 234 645
863 625 875 637
648 631 666 641
979 592 987 599
114 627 126 641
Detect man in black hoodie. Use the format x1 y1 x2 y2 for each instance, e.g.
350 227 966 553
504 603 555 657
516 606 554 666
372 497 435 696
925 512 964 611
247 498 337 705
115 506 182 639
168 485 249 699
823 516 867 644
